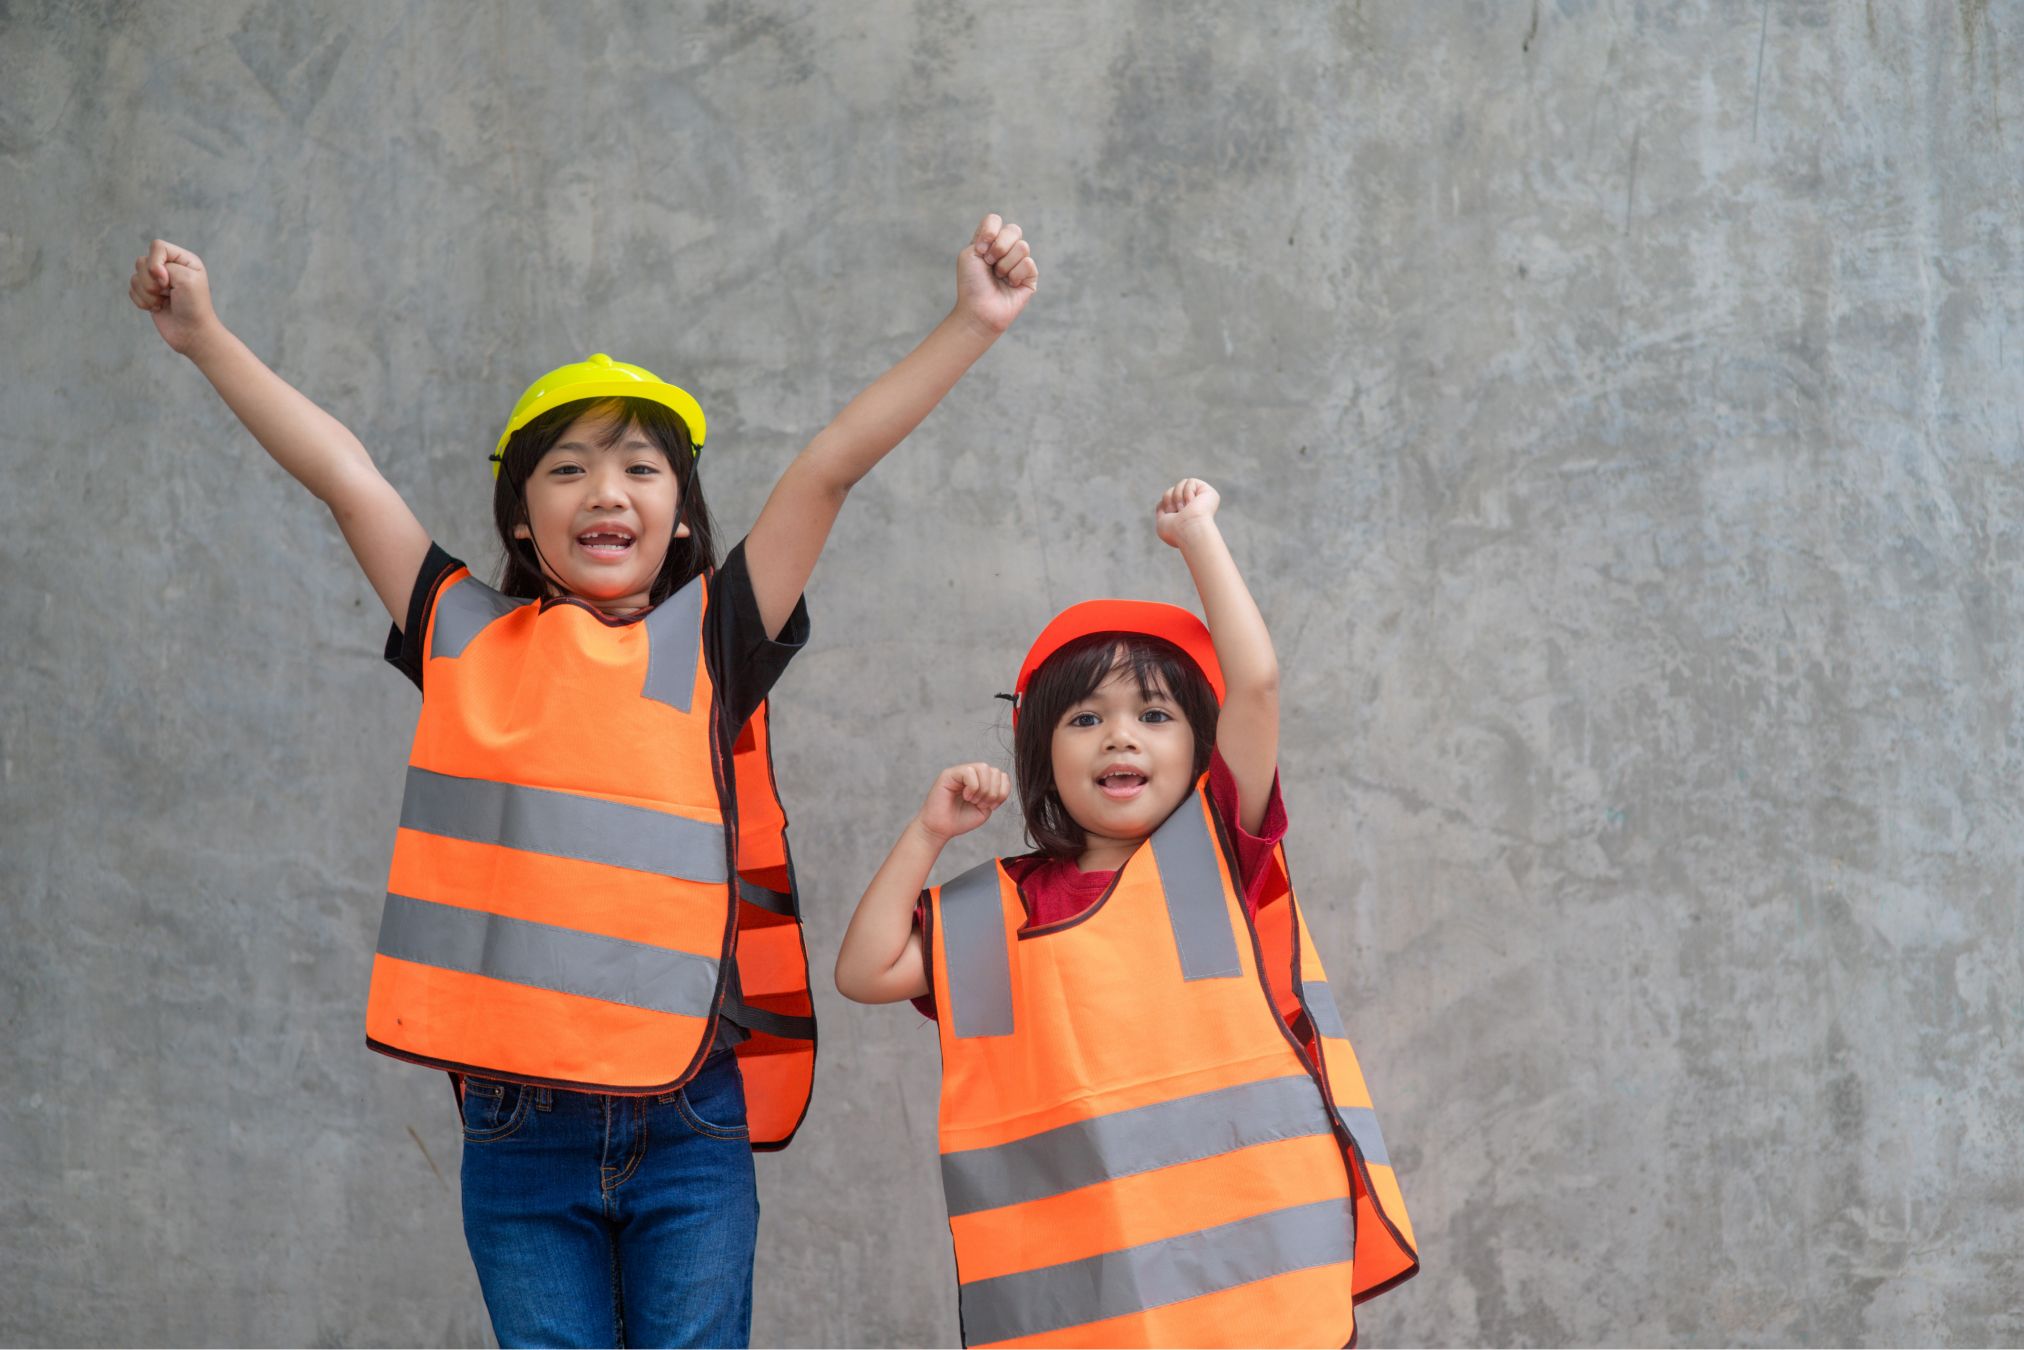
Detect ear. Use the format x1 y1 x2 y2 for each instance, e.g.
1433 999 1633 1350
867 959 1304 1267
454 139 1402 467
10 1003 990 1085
512 522 531 540
673 519 692 539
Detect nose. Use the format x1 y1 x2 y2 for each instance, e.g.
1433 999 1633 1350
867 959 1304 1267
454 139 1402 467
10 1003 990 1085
585 462 630 510
1102 717 1140 753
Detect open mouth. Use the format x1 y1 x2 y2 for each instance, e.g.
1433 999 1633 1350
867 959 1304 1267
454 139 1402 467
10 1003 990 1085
575 526 636 558
1096 769 1148 800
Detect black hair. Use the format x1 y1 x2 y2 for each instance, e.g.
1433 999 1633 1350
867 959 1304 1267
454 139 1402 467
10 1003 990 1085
490 396 718 605
1013 632 1219 858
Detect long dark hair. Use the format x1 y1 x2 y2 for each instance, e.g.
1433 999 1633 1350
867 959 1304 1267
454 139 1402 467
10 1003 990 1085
1013 632 1220 858
490 396 719 605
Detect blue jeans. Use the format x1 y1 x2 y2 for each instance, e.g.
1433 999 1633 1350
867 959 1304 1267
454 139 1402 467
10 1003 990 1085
458 1048 759 1348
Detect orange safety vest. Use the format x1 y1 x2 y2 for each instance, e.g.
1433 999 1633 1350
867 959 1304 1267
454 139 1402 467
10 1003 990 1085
925 780 1417 1348
723 698 817 1150
364 565 816 1145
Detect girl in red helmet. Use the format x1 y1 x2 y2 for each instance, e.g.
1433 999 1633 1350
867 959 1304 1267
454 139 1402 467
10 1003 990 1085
836 479 1416 1349
131 215 1037 1348
836 477 1281 980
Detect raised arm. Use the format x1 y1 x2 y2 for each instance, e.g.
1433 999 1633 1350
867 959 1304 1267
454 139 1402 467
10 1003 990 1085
1156 479 1279 833
835 763 1011 1005
130 240 430 626
742 213 1038 637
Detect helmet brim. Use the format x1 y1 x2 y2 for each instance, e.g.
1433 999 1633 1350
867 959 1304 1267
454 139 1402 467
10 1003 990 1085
1012 600 1227 724
492 369 706 477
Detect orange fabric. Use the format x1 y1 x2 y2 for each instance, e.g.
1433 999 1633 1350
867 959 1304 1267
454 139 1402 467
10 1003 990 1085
926 781 1416 1346
726 702 818 1148
731 713 789 868
1286 891 1420 1288
366 569 732 1095
1252 860 1314 1054
993 1262 1359 1350
407 601 721 814
948 1132 1349 1283
384 833 724 954
367 957 712 1085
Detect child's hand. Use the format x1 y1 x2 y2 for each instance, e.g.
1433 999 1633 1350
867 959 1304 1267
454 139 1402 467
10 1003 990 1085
917 762 1012 842
955 213 1037 335
1155 477 1221 548
129 239 220 356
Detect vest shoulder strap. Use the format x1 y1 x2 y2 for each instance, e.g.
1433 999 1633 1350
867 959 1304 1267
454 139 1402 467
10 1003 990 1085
639 573 706 712
938 858 1014 1039
1147 786 1244 981
429 573 530 660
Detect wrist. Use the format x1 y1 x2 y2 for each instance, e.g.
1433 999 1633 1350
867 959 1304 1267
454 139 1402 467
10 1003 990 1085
909 814 955 849
181 319 235 366
944 303 1005 347
1172 515 1224 551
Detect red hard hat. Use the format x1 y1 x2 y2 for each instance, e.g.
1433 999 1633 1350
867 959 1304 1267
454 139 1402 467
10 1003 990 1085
1012 600 1226 724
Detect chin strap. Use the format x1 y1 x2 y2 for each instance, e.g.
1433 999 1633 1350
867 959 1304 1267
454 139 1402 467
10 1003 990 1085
502 469 562 599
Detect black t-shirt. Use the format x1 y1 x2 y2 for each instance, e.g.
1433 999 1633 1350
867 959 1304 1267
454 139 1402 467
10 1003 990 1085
382 537 810 728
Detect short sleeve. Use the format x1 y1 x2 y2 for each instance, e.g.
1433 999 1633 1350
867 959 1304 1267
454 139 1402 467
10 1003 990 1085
1205 749 1288 916
705 538 811 729
382 544 467 692
910 895 938 1020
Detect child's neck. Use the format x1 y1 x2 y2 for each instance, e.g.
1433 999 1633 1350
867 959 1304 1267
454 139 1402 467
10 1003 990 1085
546 581 652 617
1075 835 1146 873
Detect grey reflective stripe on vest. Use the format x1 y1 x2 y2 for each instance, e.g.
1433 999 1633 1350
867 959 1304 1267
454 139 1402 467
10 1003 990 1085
1148 791 1241 980
1336 1105 1391 1168
939 861 1013 1038
958 1196 1355 1345
1303 979 1347 1039
430 577 531 659
941 1074 1335 1218
738 878 795 915
640 575 705 713
375 892 720 1017
400 767 728 883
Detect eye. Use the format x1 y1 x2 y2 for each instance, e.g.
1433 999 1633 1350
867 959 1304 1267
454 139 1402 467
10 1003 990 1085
1140 708 1174 724
548 462 584 477
1065 711 1101 728
627 462 661 476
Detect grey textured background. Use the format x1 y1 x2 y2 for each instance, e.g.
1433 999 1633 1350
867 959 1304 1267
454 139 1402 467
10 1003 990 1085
4 0 2021 1344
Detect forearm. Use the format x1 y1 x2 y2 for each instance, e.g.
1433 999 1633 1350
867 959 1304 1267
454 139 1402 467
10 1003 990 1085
181 325 429 623
185 326 384 505
744 308 1001 634
834 818 948 1004
1177 516 1279 830
1176 518 1278 697
797 308 999 492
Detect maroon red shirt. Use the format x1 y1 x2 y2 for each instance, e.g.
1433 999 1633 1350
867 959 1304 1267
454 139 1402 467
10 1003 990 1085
912 749 1288 1019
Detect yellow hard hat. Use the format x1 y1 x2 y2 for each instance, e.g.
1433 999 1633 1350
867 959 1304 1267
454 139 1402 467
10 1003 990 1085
491 353 706 476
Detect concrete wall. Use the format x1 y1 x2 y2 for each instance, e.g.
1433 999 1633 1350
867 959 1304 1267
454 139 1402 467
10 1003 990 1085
4 1 2020 1343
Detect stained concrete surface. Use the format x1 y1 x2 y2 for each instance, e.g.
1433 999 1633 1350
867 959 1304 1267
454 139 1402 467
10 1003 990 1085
3 1 2021 1344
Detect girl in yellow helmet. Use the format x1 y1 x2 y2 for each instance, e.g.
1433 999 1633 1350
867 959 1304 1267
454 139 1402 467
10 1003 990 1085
130 213 1037 1347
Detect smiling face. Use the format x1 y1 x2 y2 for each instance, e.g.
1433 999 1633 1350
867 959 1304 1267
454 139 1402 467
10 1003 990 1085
1013 634 1221 867
511 406 689 614
1047 663 1200 870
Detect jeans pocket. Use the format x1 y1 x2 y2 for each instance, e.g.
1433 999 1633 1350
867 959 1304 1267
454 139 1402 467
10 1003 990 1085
460 1078 533 1143
674 1050 750 1140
